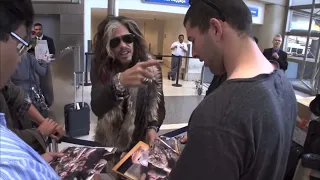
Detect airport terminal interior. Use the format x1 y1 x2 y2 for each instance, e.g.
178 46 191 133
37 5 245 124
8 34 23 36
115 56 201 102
4 0 320 179
32 0 318 146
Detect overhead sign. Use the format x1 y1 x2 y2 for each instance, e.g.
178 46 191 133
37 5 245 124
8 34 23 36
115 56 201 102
142 0 189 7
249 7 259 17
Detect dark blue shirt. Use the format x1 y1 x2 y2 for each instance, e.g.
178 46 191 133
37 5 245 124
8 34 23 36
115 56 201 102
272 48 280 55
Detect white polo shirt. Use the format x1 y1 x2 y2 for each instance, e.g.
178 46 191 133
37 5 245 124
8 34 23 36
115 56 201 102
171 41 188 56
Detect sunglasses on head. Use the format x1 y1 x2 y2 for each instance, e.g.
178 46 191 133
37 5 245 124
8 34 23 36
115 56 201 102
189 0 226 21
110 34 135 49
10 32 29 56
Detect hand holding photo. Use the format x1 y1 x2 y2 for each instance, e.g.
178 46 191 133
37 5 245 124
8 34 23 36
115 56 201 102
113 138 180 180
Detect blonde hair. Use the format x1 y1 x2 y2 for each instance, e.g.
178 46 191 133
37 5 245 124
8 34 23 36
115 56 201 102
93 16 148 82
103 20 121 60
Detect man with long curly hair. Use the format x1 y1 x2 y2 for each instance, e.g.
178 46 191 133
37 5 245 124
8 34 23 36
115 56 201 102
91 16 166 162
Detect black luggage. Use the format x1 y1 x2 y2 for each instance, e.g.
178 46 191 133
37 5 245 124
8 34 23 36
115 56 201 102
64 72 90 137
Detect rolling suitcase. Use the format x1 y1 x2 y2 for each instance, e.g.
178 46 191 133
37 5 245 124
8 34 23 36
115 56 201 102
64 72 90 137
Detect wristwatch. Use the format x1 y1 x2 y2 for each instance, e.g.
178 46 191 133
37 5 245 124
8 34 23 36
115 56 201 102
112 73 129 100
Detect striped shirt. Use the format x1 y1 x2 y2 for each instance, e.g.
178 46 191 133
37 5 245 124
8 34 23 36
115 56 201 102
0 113 59 180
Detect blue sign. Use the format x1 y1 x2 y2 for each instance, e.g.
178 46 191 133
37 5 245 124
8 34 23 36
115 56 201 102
249 7 259 17
142 0 189 7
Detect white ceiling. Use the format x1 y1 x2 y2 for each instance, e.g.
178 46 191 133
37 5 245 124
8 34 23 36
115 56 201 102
92 8 184 21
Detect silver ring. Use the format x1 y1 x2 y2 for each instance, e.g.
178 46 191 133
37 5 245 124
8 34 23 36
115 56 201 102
143 78 150 84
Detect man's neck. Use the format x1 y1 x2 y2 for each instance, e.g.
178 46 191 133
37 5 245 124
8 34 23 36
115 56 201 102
223 36 275 80
36 34 44 39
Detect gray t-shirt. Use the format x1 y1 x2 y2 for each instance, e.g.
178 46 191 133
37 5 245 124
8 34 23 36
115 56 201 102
169 69 297 180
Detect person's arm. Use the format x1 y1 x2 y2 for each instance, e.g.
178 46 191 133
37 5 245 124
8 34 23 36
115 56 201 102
30 54 47 76
170 42 177 50
2 81 28 116
182 44 188 53
147 65 165 130
5 90 59 142
90 61 120 118
3 81 45 125
9 127 47 154
27 104 46 124
169 126 250 180
0 159 60 180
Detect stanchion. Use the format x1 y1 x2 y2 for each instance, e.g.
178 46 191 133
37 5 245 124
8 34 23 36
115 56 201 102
83 52 92 86
172 56 183 87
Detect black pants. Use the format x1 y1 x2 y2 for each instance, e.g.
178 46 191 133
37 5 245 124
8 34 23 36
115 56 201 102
283 141 304 180
168 55 180 79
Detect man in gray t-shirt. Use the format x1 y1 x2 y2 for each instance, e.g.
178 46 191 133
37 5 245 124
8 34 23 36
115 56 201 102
169 0 296 180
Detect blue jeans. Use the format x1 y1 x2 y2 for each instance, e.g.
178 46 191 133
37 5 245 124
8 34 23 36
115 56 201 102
168 55 180 79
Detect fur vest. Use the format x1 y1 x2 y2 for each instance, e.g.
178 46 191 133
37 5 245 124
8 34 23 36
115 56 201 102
94 67 162 152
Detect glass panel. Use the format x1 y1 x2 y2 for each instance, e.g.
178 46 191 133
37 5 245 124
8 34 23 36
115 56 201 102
291 0 317 6
300 9 320 32
285 35 320 93
285 35 319 60
288 10 312 31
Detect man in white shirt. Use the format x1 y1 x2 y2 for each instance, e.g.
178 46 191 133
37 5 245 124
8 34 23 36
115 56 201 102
168 34 188 81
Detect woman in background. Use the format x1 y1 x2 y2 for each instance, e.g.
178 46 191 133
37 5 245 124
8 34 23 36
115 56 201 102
11 49 49 117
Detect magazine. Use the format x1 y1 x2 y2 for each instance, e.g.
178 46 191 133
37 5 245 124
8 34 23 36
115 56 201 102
113 138 180 180
35 40 50 61
50 147 115 180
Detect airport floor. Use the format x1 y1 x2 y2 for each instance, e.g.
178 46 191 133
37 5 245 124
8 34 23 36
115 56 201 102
48 63 310 150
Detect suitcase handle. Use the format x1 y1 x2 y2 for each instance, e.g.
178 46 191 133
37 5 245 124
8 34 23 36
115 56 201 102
73 71 85 109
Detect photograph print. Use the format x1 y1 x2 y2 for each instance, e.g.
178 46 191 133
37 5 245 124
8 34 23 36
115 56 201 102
50 147 109 180
113 139 180 180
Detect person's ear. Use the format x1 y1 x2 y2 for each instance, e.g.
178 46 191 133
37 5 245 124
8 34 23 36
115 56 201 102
209 18 222 39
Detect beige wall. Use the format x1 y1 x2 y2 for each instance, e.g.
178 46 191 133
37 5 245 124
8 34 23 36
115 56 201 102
162 18 186 67
91 15 104 40
258 4 287 51
134 19 165 56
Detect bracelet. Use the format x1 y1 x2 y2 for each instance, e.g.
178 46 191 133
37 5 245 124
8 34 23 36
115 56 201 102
112 73 129 99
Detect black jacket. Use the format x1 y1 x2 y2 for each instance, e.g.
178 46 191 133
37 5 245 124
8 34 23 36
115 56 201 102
42 35 55 55
263 48 288 71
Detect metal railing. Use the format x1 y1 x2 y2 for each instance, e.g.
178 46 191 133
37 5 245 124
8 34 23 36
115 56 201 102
156 55 193 87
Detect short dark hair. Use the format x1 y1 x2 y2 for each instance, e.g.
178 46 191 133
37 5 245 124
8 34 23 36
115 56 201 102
34 23 43 27
0 0 34 42
178 34 184 38
184 0 252 35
